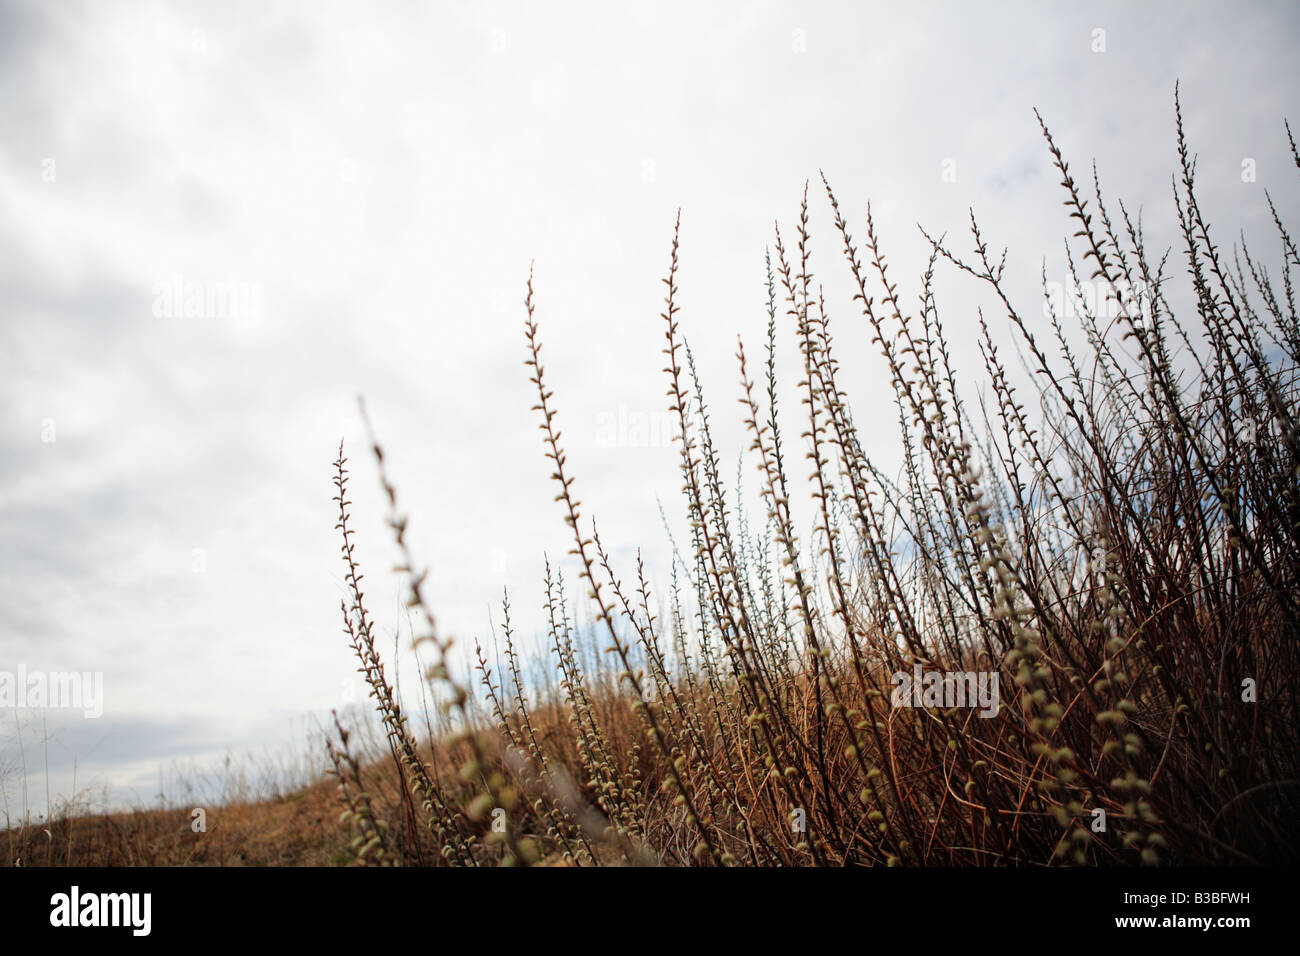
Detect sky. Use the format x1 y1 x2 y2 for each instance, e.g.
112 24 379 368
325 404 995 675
2 0 1297 815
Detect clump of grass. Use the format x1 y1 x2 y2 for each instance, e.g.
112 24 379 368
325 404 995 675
327 89 1299 866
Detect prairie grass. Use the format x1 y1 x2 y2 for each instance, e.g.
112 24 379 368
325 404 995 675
2 750 344 866
15 91 1290 869
8 93 1294 869
323 90 1300 866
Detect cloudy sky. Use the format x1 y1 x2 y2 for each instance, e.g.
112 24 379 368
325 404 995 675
2 0 1297 814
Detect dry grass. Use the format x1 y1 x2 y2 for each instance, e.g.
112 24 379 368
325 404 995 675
9 91 1297 867
319 90 1300 867
3 779 346 866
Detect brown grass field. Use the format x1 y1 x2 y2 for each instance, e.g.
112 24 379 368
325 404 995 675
7 90 1299 867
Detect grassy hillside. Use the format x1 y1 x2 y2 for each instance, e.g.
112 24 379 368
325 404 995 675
316 91 1300 866
10 90 1298 868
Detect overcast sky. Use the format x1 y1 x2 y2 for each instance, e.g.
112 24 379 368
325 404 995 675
2 0 1297 814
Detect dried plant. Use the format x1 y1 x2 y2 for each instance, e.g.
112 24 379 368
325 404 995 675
324 89 1299 866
